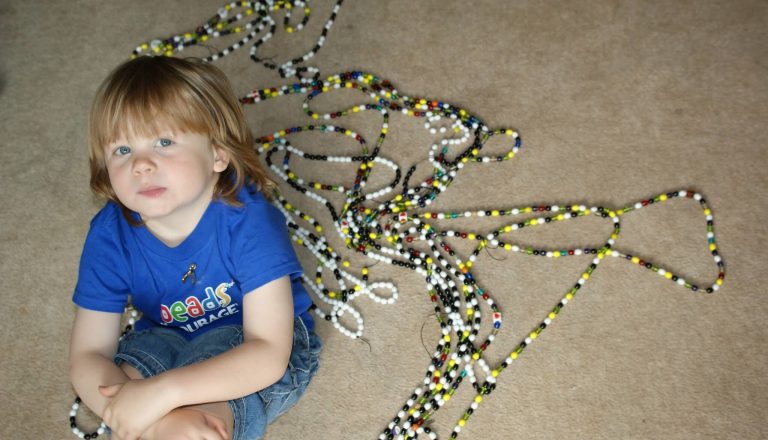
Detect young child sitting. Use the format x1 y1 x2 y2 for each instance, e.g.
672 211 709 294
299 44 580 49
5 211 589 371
69 56 321 440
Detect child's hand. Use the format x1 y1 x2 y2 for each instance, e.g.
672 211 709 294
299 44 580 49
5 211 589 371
99 378 176 440
140 407 229 440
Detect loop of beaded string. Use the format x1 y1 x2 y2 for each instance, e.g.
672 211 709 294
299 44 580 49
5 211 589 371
130 0 343 81
70 2 725 438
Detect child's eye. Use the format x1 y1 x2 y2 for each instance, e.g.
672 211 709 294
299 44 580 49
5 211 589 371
115 146 131 156
157 138 174 147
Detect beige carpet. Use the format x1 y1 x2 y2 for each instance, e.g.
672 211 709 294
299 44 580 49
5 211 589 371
1 0 766 438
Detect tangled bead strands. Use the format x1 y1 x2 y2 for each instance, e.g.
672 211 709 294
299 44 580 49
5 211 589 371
243 72 725 439
68 0 725 436
131 0 344 81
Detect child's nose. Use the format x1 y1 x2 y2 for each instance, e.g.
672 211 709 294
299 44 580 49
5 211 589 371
131 155 156 175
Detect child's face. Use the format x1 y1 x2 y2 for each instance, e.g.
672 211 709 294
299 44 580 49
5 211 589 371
104 129 228 229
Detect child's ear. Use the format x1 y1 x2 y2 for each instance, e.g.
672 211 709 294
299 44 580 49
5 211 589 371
212 147 230 172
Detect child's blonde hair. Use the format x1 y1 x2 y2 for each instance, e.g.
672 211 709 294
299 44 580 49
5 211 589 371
88 56 274 222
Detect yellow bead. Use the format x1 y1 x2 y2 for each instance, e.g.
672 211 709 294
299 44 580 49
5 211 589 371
426 257 433 264
665 272 673 279
704 208 711 216
472 353 480 360
529 331 538 339
443 335 451 342
342 261 350 267
474 396 483 403
492 210 499 216
582 273 589 280
709 244 717 251
492 369 499 377
548 312 556 319
504 225 512 232
329 292 336 298
458 420 465 427
311 113 319 119
716 279 723 285
511 352 518 360
362 267 369 275
315 225 322 232
565 293 574 300
444 393 452 401
660 194 668 201
286 26 294 33
468 233 476 240
631 257 640 264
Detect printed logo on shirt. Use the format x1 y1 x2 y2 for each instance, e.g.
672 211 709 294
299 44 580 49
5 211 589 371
159 281 239 333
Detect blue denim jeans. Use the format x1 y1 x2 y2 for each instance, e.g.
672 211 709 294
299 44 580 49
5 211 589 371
114 316 322 439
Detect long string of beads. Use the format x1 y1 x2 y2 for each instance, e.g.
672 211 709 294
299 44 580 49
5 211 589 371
130 0 344 81
242 72 725 439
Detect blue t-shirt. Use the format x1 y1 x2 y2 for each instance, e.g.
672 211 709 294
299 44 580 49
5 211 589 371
73 187 313 339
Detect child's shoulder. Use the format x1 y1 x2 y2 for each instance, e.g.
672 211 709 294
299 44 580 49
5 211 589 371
89 201 123 228
222 187 285 231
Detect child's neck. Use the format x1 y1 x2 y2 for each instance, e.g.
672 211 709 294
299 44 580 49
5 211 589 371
142 190 215 248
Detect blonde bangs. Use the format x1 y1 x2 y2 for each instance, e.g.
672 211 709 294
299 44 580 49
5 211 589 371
89 77 212 164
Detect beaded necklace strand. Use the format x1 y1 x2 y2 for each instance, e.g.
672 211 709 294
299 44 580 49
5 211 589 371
130 0 343 81
69 2 725 438
242 72 724 439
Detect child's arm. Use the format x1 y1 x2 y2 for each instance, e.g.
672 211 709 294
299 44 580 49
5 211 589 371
69 307 131 418
101 275 295 439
